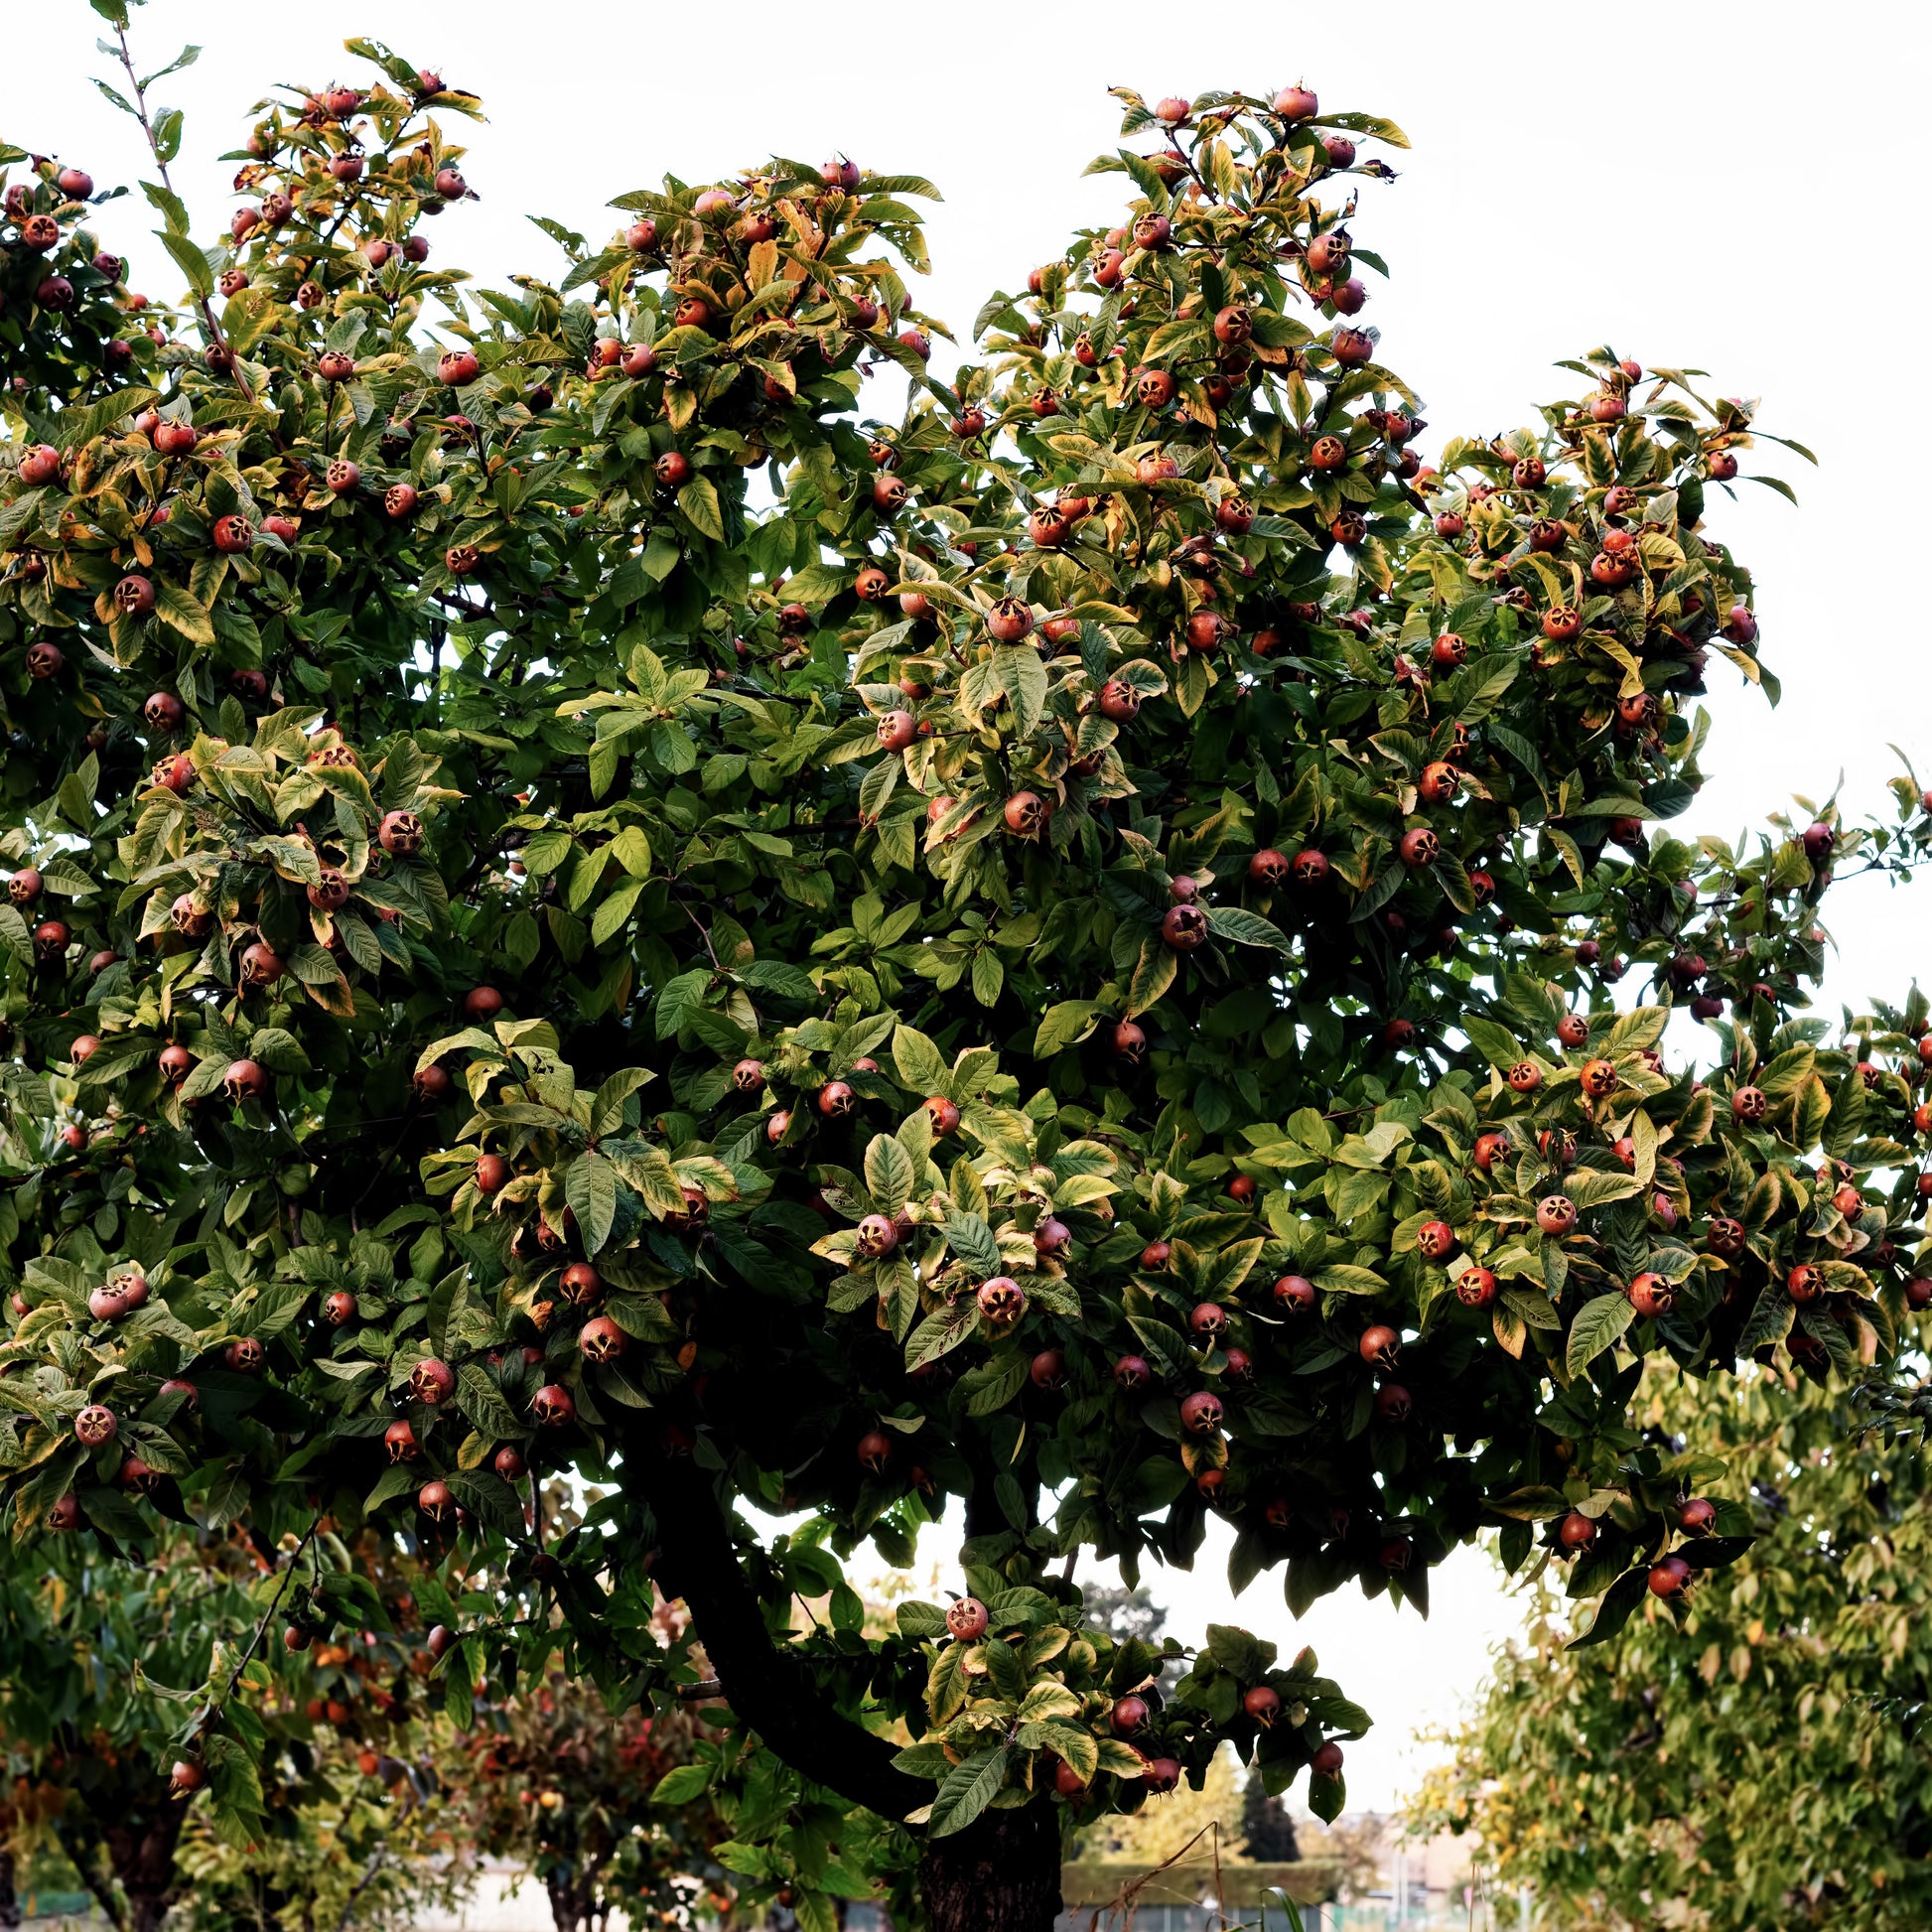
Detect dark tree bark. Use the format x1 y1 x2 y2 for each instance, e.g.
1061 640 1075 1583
638 1454 1069 1931
635 1449 922 1821
917 1802 1063 1932
0 1848 19 1931
57 1770 185 1932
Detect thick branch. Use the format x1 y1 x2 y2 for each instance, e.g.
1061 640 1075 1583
636 1450 922 1821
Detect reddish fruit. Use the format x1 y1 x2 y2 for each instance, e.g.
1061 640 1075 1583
1787 1263 1827 1304
1256 1275 1315 1325
1029 1350 1067 1391
418 1480 455 1523
1034 1217 1072 1259
211 514 254 553
1730 1086 1768 1123
1416 1220 1456 1262
323 1290 357 1327
977 1276 1027 1322
876 709 915 754
384 482 418 521
1358 1325 1399 1368
1627 1273 1675 1318
855 1213 899 1259
464 986 505 1022
1507 1062 1543 1095
1558 1511 1596 1551
818 1080 855 1117
986 596 1035 644
475 1154 510 1195
1183 611 1225 652
225 1337 266 1375
1679 1497 1718 1537
1580 1058 1618 1099
1454 1267 1498 1311
239 942 284 986
1536 1195 1577 1236
1054 1758 1088 1798
1398 827 1440 869
1473 1133 1509 1173
1099 678 1142 723
1648 1556 1693 1599
306 869 349 912
1311 1740 1344 1776
1375 1384 1412 1423
579 1316 625 1362
654 450 692 488
384 1420 420 1463
1004 791 1047 837
1179 1390 1224 1435
946 1596 990 1641
1114 1354 1154 1391
1162 904 1208 951
223 1059 270 1104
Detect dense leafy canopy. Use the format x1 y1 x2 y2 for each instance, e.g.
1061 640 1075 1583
1413 1369 1932 1930
4 10 1931 1927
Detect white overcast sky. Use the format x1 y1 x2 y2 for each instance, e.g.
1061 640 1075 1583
9 0 1928 1812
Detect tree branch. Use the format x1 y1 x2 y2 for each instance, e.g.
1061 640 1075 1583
634 1449 922 1821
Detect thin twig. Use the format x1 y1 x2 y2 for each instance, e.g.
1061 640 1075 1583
112 28 263 420
193 1515 322 1740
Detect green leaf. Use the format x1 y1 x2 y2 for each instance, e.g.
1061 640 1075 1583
566 1152 620 1254
1126 935 1176 1017
651 1763 714 1806
992 645 1048 735
1033 1001 1099 1057
893 1025 951 1097
156 224 215 298
926 1746 1008 1837
945 1211 1002 1277
1566 1291 1635 1377
676 476 725 541
591 1065 655 1138
865 1133 915 1218
154 581 215 644
1568 1566 1650 1649
1311 1264 1384 1296
1204 905 1290 951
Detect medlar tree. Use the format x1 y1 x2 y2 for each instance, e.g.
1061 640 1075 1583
4 10 1931 1929
0 1517 466 1932
1411 1364 1932 1930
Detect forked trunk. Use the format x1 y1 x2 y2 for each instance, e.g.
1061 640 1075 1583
917 1800 1062 1932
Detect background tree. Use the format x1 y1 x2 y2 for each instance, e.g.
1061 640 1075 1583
5 14 1932 1932
455 1674 721 1932
1239 1775 1300 1863
1411 1365 1932 1930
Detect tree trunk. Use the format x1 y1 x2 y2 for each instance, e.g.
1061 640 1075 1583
546 1865 594 1932
917 1801 1062 1932
99 1803 185 1932
0 1848 19 1931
